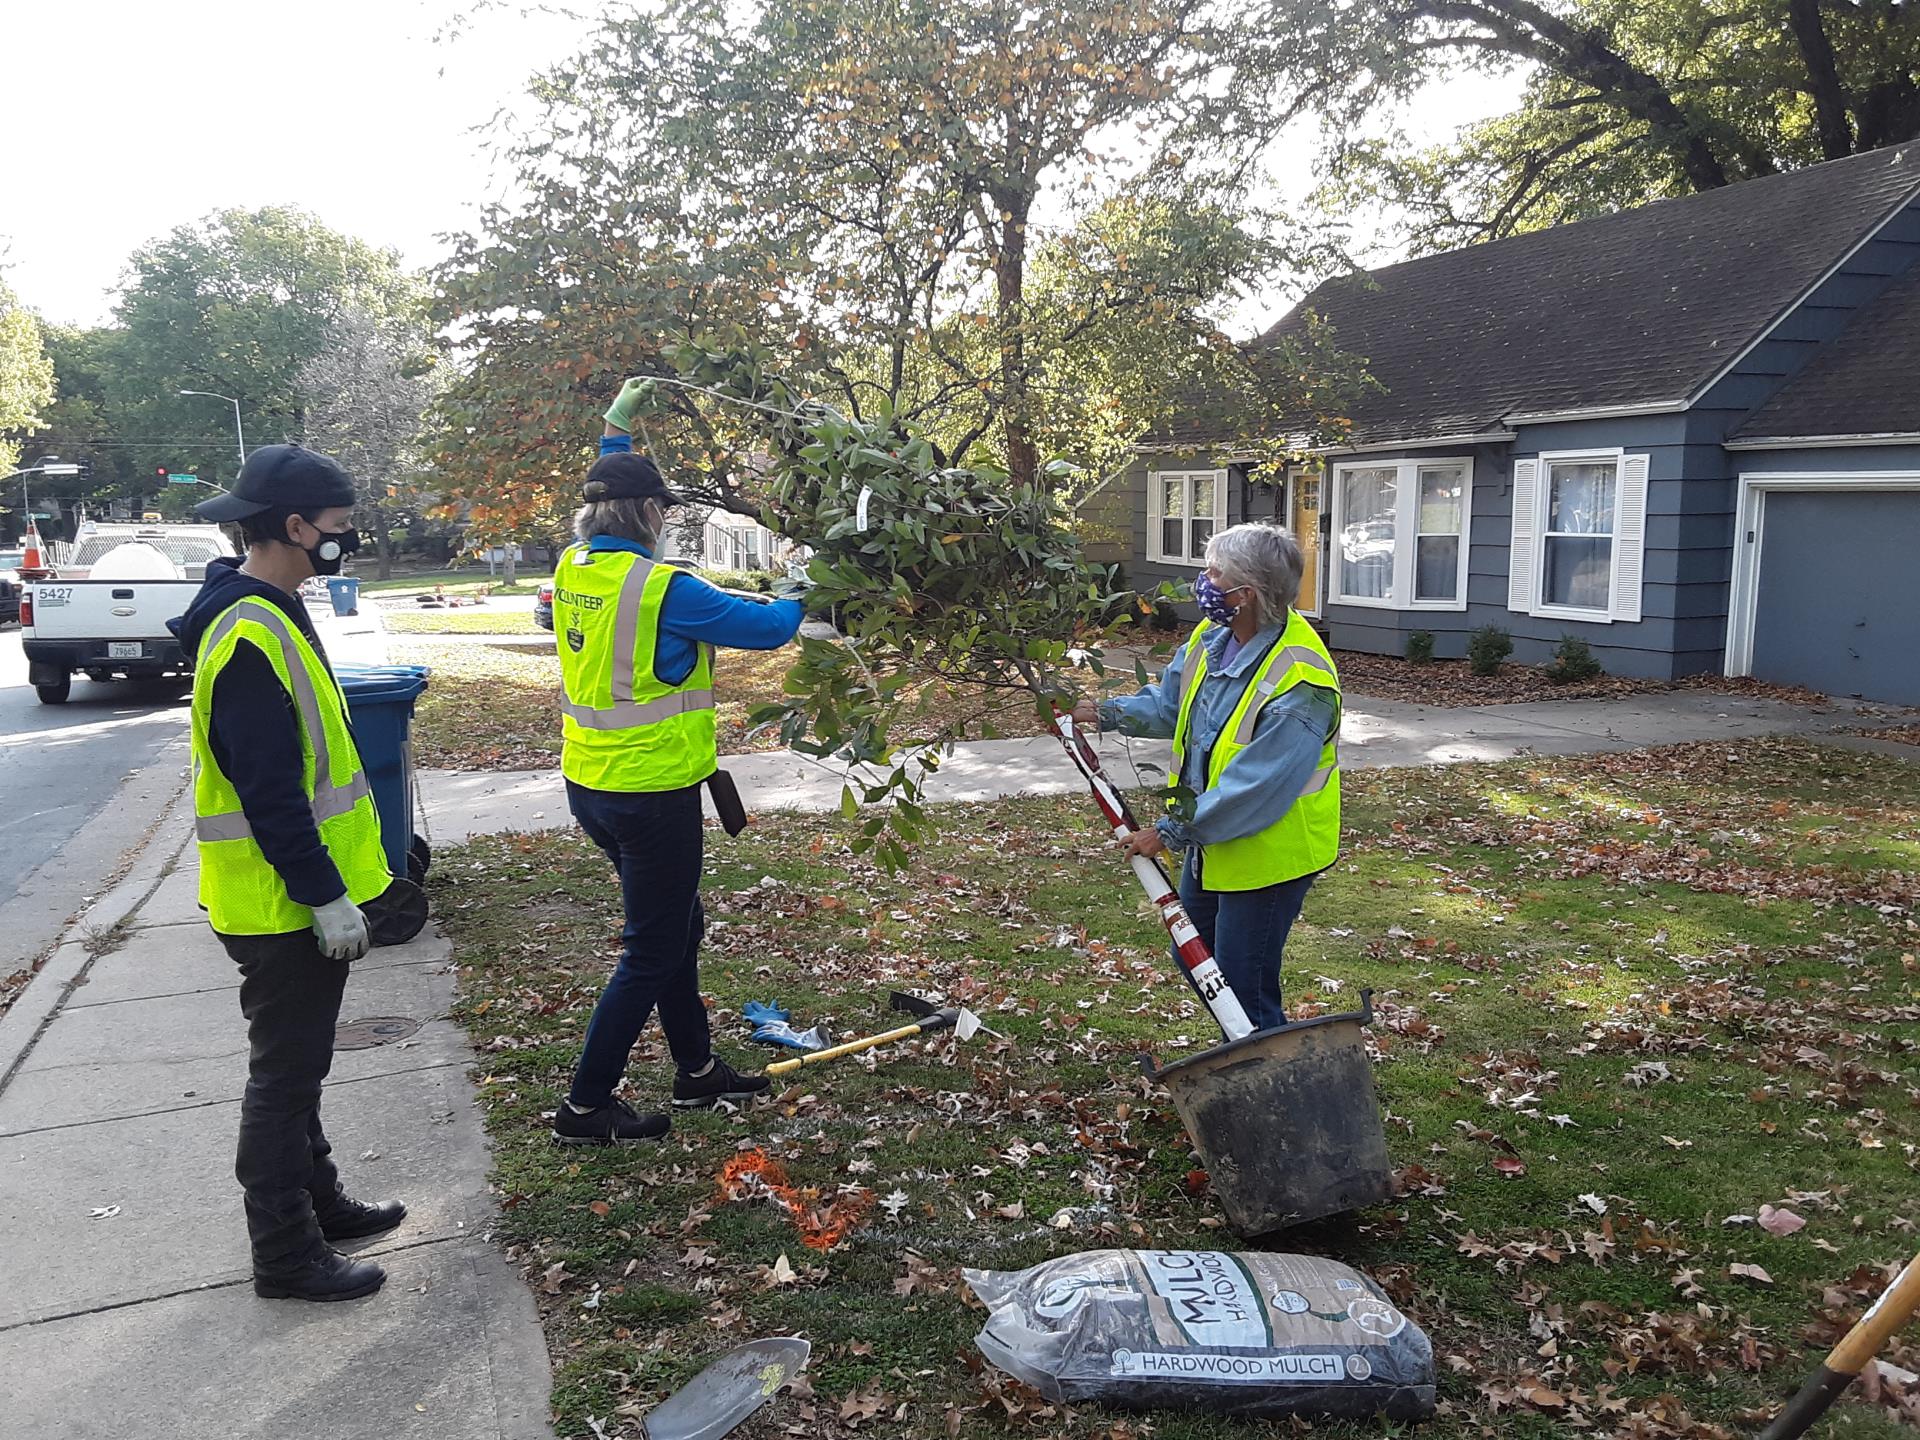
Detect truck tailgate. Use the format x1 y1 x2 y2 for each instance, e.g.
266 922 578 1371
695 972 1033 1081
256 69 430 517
26 580 201 641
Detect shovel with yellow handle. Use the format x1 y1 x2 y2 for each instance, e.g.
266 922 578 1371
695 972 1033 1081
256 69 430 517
766 992 985 1077
1758 1249 1920 1439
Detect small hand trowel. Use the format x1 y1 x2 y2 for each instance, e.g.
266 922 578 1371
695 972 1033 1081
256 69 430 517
640 1337 811 1440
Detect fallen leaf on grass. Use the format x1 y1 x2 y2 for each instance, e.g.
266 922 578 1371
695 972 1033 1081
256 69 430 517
1758 1205 1805 1237
1493 1156 1527 1177
764 1253 799 1288
587 1200 611 1218
540 1261 570 1294
1729 1263 1774 1285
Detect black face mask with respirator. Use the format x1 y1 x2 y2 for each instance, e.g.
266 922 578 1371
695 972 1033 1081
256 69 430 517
301 525 361 576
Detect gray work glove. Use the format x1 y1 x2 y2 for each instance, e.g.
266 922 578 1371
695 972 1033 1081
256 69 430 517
310 893 371 962
769 578 811 603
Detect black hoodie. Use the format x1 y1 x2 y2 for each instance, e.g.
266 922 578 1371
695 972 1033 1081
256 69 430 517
171 557 346 915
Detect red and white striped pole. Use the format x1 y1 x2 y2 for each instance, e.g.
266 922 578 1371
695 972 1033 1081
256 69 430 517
1050 710 1254 1043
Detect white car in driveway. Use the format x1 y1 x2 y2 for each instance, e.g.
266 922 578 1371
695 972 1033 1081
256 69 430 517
21 523 234 704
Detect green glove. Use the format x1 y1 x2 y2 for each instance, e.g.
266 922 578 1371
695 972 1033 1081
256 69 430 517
604 376 659 433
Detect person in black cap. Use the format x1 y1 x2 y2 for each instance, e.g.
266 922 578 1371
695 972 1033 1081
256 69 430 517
546 399 806 1144
171 444 406 1302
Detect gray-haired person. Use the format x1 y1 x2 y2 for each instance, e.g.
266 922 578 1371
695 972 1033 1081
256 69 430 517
1074 522 1341 1031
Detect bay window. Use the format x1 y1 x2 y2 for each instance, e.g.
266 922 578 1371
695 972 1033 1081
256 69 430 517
1330 457 1473 609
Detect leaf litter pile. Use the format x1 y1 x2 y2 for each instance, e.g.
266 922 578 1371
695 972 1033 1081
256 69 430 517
430 736 1920 1439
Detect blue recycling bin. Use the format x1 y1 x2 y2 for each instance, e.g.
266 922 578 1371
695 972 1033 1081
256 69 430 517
326 576 362 617
337 664 431 880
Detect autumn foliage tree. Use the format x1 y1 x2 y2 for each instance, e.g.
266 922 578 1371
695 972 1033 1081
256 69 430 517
427 0 1362 541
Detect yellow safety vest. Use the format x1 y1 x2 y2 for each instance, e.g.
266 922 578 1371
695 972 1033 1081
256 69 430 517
190 597 392 935
1168 611 1342 891
554 545 717 792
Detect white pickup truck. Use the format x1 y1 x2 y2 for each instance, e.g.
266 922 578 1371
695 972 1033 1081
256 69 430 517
22 523 235 704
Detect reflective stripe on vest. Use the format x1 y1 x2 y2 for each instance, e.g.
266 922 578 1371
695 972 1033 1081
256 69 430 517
192 600 375 842
1168 612 1342 891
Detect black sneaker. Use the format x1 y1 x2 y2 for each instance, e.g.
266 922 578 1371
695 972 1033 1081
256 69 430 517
672 1057 772 1110
552 1098 671 1145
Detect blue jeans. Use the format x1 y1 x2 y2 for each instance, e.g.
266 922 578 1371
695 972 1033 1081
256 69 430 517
1176 855 1315 1034
566 781 714 1108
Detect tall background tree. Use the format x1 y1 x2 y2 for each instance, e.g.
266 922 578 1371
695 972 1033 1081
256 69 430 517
429 0 1360 546
1262 0 1920 251
0 279 56 516
297 306 441 579
109 207 419 492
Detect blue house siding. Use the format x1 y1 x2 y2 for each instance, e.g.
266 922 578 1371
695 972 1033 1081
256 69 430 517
1732 445 1920 476
1318 419 1725 679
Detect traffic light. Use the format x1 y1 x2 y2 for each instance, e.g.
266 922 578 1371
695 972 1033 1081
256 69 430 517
156 466 169 480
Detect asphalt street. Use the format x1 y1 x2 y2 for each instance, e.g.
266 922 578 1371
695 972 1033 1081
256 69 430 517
0 626 189 960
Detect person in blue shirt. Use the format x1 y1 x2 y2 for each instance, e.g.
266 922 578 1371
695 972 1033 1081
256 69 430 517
549 406 806 1145
1073 524 1340 1031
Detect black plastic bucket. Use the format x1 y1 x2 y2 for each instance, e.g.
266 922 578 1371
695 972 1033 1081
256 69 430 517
1150 991 1394 1236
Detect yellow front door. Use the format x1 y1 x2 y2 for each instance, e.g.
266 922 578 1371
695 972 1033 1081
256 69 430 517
1289 469 1322 615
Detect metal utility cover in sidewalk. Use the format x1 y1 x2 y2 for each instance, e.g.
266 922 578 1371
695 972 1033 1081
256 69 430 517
335 1015 423 1050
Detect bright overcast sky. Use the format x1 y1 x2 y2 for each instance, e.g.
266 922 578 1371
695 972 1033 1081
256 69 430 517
1 0 1518 335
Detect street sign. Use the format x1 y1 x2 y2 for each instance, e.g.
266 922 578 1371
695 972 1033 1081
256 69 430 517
29 511 53 520
166 473 198 485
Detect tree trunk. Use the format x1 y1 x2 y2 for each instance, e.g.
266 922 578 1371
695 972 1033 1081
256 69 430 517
1786 0 1855 159
992 189 1038 490
503 548 518 586
371 504 394 580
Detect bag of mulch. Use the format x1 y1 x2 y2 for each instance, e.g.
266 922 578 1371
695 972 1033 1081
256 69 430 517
963 1249 1435 1421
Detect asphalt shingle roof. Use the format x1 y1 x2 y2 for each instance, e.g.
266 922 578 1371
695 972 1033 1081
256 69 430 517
1146 145 1919 450
1731 261 1920 440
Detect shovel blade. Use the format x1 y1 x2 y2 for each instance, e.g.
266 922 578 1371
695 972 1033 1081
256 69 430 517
642 1337 811 1440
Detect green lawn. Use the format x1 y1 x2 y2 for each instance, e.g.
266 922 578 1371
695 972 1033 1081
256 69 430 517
384 608 541 635
359 570 553 596
430 737 1920 1439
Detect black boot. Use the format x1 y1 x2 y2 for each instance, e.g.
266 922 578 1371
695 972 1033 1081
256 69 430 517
254 1247 386 1302
672 1056 771 1109
316 1196 408 1242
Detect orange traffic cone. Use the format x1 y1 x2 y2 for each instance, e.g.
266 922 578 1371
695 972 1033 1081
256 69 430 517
20 524 43 576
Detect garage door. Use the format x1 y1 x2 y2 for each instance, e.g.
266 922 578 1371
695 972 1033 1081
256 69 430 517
1749 488 1920 705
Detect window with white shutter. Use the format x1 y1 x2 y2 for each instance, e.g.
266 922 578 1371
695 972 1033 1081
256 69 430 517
1147 469 1227 566
1513 450 1650 623
1507 459 1539 613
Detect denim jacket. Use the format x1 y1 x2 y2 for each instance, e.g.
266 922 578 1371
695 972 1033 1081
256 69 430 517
1099 620 1338 851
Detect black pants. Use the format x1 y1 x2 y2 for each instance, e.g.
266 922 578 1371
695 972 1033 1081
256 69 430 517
219 929 351 1271
565 780 714 1109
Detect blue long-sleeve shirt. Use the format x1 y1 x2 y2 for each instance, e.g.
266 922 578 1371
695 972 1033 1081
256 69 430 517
1100 619 1339 855
590 433 801 680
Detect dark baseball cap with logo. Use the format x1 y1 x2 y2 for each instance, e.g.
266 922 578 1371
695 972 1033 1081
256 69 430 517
195 444 357 522
582 451 685 506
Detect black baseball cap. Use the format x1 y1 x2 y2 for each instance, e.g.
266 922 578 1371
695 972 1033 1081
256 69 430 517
583 452 685 506
195 444 357 522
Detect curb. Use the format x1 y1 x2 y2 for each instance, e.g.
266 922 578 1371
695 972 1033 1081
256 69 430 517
0 761 192 1088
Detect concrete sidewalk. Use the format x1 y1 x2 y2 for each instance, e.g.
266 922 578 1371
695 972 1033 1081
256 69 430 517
0 787 554 1439
418 686 1889 843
